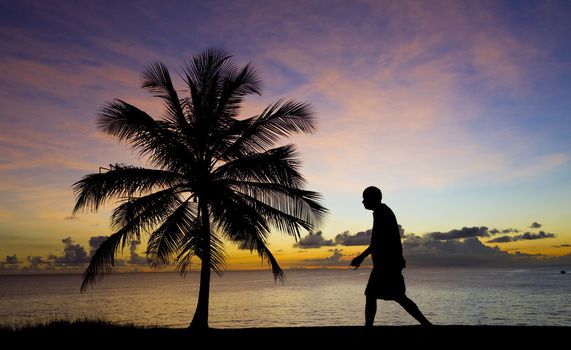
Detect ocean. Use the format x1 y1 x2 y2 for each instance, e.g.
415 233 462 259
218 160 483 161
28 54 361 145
0 267 569 328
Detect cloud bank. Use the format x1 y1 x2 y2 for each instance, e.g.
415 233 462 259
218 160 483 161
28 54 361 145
0 255 21 270
294 225 569 267
529 222 542 229
487 231 556 243
293 231 335 249
334 230 371 246
0 235 149 272
426 226 491 241
47 237 89 265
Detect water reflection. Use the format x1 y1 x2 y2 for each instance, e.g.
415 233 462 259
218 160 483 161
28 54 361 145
0 267 569 327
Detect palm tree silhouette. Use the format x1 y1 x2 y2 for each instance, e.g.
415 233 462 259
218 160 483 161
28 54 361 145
72 49 327 329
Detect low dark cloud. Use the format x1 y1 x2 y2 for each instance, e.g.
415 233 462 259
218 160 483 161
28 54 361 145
489 228 519 235
334 230 371 246
26 256 47 268
4 255 20 264
519 231 556 240
48 237 89 265
553 244 571 248
529 222 542 229
404 236 535 266
402 228 569 267
334 225 405 247
426 226 490 240
298 228 570 267
487 235 513 243
0 236 135 272
88 236 107 257
290 224 565 267
44 235 116 266
129 240 147 265
0 255 21 270
293 231 335 248
487 231 556 243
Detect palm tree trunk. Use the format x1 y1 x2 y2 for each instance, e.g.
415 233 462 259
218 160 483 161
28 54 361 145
189 199 211 329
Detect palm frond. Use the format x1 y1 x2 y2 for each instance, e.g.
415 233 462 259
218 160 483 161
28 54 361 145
146 199 197 267
80 230 123 292
176 227 227 277
181 49 232 123
211 188 286 280
141 61 189 132
110 187 185 249
210 189 286 280
247 237 285 281
213 144 306 188
97 99 156 142
205 64 262 161
81 188 189 292
174 230 199 276
220 181 327 238
81 189 183 291
141 61 181 104
219 99 315 159
182 49 232 95
210 186 271 243
216 63 261 118
255 98 316 139
97 100 195 171
207 118 252 166
72 165 185 214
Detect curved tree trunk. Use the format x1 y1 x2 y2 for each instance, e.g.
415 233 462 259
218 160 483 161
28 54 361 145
189 200 211 329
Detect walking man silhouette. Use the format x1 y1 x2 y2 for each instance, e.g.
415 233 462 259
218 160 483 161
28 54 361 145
351 186 432 327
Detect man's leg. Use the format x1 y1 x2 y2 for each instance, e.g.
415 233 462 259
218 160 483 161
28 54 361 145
395 295 432 326
365 295 377 327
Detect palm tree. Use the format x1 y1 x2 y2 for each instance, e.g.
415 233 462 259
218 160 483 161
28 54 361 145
72 49 327 329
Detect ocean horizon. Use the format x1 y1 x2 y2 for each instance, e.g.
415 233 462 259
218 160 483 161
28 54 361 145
1 266 569 328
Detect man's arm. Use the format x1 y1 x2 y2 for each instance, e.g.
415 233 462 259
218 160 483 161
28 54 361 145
350 246 372 268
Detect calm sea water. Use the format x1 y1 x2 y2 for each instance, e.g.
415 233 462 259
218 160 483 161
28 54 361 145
0 267 569 328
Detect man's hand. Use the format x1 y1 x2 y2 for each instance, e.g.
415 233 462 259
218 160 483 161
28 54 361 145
350 255 364 269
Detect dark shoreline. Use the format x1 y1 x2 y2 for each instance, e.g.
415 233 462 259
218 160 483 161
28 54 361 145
2 321 568 347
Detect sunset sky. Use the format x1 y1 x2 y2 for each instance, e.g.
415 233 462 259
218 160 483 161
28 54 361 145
1 0 570 273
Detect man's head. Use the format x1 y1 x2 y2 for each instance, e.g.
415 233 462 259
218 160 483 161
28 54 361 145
362 186 382 210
